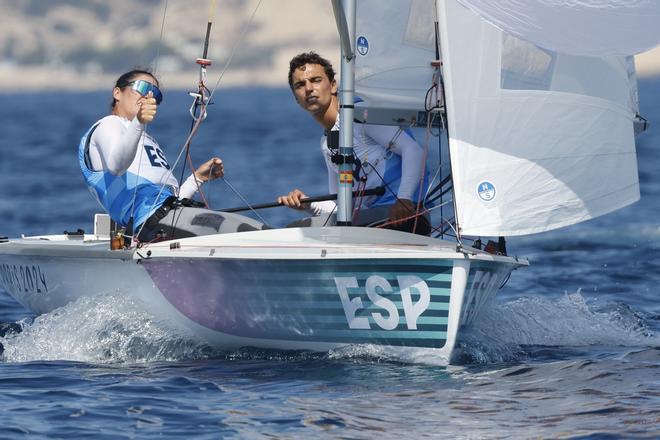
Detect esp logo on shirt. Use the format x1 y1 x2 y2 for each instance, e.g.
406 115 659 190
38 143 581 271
144 143 170 170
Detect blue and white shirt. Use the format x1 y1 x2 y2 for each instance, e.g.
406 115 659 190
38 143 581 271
309 114 429 215
79 115 200 228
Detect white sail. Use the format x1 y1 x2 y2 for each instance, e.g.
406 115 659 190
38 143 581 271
455 0 660 57
354 0 437 124
438 0 640 236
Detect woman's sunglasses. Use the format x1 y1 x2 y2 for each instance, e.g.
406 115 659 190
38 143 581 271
129 79 163 104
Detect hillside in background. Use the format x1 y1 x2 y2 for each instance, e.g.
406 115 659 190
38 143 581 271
0 0 339 90
1 0 659 91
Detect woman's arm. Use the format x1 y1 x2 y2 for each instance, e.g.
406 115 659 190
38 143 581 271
90 116 145 175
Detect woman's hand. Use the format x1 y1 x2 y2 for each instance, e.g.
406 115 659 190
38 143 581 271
195 157 224 182
137 92 158 124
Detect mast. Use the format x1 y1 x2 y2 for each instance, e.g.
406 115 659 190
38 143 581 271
332 0 356 226
435 0 461 242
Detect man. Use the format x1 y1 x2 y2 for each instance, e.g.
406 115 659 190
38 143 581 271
277 52 430 235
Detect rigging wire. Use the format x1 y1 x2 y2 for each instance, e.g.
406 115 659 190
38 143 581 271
175 0 263 210
152 0 169 74
135 0 265 241
360 162 430 234
220 177 269 225
179 0 218 208
126 0 170 245
206 0 264 102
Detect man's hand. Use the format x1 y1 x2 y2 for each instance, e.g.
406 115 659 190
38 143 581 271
137 91 158 124
195 157 224 182
277 189 309 210
388 199 416 225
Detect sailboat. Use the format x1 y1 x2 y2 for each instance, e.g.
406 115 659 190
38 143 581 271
0 0 658 364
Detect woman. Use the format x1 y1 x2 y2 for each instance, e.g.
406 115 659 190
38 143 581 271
79 69 265 242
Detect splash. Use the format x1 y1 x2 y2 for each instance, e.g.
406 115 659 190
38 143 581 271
456 291 659 364
1 290 655 366
0 292 214 364
478 291 655 346
328 344 451 367
332 291 658 366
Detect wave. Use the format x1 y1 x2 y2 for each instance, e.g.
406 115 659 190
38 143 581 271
1 290 657 366
329 291 659 366
0 292 214 364
455 291 659 364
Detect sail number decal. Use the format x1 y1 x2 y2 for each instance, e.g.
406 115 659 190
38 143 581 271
0 263 48 295
334 275 430 330
461 269 501 326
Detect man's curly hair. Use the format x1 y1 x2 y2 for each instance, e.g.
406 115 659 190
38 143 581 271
287 52 336 89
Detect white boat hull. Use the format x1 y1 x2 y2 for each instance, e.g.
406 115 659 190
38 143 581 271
0 227 526 362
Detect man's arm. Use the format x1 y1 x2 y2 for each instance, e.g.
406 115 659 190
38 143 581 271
364 125 425 201
276 149 337 215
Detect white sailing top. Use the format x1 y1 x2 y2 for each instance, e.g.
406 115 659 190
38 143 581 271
309 114 427 215
88 115 200 199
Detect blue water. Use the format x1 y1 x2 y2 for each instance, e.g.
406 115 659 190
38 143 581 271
0 83 659 438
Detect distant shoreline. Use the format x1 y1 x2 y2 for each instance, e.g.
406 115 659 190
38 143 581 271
2 46 660 92
0 67 292 92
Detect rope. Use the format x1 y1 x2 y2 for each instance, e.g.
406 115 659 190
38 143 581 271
169 0 263 214
134 115 205 241
135 0 266 241
221 177 269 225
128 0 169 244
373 200 454 237
351 179 368 223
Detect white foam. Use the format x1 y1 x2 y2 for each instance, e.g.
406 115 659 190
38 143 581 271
473 291 657 347
331 291 659 365
0 291 212 364
2 290 656 366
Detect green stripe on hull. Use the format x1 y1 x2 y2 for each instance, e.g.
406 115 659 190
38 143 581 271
276 301 451 311
147 257 456 349
236 289 450 300
309 330 447 340
298 315 449 325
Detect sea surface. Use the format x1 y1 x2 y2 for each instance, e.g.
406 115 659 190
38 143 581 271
0 83 659 439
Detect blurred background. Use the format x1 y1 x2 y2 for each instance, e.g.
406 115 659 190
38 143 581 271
0 6 659 436
1 0 660 92
0 0 341 91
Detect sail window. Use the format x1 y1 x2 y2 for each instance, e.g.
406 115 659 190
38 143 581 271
500 33 631 108
500 34 556 91
404 0 437 51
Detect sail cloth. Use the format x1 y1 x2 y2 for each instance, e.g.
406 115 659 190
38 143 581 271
455 0 660 57
438 0 641 236
353 0 438 123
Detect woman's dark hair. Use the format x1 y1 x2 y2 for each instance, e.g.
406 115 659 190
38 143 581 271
111 69 159 108
287 52 335 90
